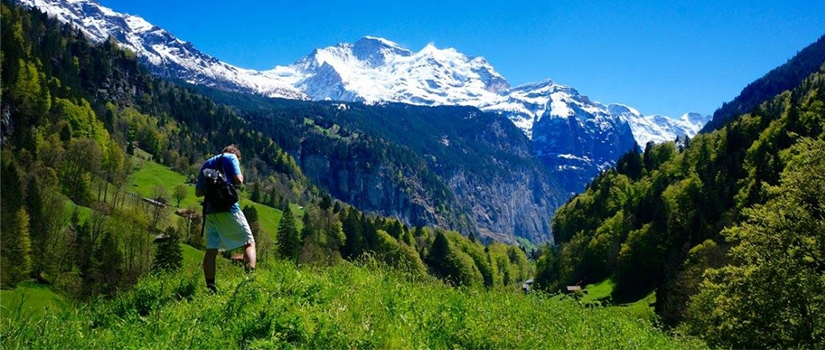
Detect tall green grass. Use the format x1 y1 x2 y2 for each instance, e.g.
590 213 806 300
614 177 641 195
1 259 705 349
1 282 67 319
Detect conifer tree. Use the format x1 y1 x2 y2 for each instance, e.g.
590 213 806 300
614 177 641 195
250 182 262 203
1 161 29 288
341 208 365 259
0 208 32 288
153 227 182 272
276 206 300 262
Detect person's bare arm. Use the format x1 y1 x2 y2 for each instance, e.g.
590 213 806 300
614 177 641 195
233 174 244 186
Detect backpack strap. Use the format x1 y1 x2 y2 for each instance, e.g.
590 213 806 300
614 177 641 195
218 152 232 182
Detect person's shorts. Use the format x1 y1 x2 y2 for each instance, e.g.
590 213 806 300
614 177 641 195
204 210 255 251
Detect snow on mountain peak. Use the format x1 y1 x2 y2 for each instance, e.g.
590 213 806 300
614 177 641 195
621 111 711 146
273 37 512 105
352 36 413 67
24 0 709 149
21 0 308 99
607 103 642 117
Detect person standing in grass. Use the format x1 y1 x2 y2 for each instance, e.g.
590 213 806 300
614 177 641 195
195 144 256 292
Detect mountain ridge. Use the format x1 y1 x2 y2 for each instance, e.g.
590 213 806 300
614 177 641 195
22 0 712 196
22 0 708 147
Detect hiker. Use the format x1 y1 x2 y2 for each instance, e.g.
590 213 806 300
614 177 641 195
195 144 256 292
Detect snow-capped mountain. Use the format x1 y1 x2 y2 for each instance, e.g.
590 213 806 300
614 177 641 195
609 106 712 146
23 0 710 194
21 0 308 99
267 36 510 106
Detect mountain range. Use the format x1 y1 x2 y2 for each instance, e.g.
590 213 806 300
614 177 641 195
22 0 709 193
23 0 710 168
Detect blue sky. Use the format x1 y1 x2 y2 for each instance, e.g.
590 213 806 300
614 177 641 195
101 0 824 118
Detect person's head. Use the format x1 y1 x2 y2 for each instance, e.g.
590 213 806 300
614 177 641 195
222 144 241 161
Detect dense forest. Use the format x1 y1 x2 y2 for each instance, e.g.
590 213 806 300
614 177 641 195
536 46 825 347
0 0 535 304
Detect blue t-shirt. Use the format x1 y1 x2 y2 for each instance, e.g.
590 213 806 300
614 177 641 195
196 153 242 214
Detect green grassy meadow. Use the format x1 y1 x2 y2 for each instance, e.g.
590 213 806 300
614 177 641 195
582 278 657 322
1 259 705 349
1 282 67 320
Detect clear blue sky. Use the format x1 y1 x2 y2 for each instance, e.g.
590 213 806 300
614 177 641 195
100 0 825 118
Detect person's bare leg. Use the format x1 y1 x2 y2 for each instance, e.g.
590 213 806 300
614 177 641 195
243 242 257 270
203 249 218 291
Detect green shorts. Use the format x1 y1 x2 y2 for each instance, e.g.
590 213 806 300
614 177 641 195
204 210 255 251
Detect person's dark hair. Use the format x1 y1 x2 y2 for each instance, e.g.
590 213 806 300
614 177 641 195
222 144 241 160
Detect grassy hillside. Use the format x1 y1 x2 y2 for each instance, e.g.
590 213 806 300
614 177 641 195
1 260 705 349
581 278 657 321
1 282 67 319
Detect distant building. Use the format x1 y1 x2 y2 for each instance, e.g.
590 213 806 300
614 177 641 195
142 197 166 208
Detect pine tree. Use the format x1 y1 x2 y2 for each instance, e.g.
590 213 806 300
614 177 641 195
301 211 315 242
1 161 29 288
0 208 33 288
428 231 451 278
250 182 262 203
319 194 332 211
242 205 259 225
153 227 182 272
276 206 300 262
386 220 403 240
341 208 364 260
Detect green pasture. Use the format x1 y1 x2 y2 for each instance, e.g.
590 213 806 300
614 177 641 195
2 260 705 349
582 277 657 322
1 282 67 320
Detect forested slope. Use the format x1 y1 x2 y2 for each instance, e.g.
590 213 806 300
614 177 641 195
535 44 825 348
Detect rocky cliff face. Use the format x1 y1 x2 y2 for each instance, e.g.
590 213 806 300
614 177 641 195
287 102 562 243
299 151 561 244
447 169 561 244
533 113 637 194
298 154 470 234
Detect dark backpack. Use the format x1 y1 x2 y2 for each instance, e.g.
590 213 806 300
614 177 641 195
202 154 239 212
